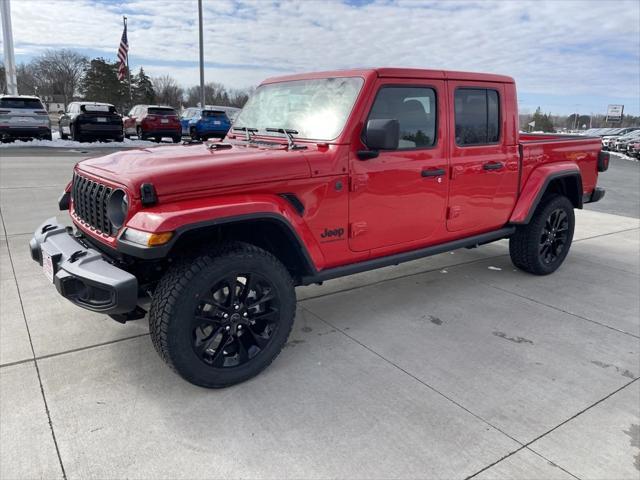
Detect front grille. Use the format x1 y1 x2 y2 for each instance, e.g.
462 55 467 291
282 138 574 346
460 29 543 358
72 173 114 235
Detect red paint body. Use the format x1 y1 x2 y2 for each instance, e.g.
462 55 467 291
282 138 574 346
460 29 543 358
71 68 602 273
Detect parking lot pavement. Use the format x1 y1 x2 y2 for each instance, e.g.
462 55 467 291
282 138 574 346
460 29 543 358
1 149 639 479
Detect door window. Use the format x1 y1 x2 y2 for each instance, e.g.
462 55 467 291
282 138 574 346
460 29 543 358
368 86 437 149
454 89 500 146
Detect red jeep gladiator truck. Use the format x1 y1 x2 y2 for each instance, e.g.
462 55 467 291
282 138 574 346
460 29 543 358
30 68 608 388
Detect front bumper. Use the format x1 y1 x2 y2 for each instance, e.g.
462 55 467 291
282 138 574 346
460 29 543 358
29 218 138 315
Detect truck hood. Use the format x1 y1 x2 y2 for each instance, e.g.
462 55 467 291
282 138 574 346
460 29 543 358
77 143 312 198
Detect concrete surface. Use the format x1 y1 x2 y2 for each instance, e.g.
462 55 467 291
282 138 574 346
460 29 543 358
0 148 638 479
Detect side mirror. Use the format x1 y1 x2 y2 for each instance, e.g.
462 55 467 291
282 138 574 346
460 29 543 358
58 110 64 115
359 119 399 160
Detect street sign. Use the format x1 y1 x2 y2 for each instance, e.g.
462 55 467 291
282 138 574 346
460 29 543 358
606 104 624 123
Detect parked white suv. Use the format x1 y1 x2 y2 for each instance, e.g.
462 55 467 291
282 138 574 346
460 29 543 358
0 95 52 142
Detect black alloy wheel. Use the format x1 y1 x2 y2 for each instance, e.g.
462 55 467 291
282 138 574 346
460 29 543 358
539 208 569 265
191 272 280 368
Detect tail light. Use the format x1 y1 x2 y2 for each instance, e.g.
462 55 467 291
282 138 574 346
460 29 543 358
598 151 609 172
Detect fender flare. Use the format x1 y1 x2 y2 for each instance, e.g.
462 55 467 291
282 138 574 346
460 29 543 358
116 195 322 273
510 167 582 224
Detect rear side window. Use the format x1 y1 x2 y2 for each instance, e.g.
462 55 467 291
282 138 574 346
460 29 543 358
148 107 175 116
454 89 500 146
0 97 45 109
368 86 437 149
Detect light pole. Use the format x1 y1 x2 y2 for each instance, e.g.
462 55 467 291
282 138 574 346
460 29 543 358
1 0 18 95
198 0 205 108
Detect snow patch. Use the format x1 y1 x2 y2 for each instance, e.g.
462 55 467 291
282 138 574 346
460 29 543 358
1 132 162 149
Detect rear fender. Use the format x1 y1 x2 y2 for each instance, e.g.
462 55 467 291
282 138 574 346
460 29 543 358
120 193 323 271
510 162 582 224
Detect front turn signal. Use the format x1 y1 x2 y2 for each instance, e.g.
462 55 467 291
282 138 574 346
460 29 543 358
122 228 173 247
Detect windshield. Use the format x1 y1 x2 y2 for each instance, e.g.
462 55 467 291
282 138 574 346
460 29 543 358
234 77 364 141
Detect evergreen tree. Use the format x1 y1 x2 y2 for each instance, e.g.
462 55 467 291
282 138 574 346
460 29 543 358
79 58 128 111
132 67 155 105
532 107 555 132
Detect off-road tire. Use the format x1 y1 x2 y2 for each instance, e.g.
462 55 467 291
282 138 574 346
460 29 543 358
509 194 575 275
149 242 296 388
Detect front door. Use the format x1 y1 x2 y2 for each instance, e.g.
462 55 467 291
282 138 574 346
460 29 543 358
446 83 519 233
349 80 449 252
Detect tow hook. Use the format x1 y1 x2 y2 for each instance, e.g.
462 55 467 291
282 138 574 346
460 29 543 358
69 250 88 263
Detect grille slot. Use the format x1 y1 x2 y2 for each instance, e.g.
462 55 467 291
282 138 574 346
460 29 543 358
72 173 114 235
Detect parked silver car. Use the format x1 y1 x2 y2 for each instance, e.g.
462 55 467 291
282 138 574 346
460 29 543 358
0 95 52 142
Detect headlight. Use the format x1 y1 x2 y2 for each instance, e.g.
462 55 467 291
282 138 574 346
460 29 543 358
106 189 128 229
121 228 173 247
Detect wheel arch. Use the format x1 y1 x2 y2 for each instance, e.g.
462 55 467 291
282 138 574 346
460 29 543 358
510 168 583 225
167 214 318 282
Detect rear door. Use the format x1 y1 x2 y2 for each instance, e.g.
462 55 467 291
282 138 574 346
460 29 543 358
349 79 449 252
446 83 519 233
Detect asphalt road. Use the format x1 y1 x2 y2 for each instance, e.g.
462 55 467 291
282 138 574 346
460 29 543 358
1 147 638 479
585 153 640 218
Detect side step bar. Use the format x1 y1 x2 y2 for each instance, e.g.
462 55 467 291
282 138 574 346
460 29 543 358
301 227 515 285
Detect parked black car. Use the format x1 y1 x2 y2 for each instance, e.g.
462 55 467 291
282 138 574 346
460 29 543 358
59 102 123 142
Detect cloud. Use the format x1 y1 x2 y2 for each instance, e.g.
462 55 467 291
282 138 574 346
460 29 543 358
5 0 640 114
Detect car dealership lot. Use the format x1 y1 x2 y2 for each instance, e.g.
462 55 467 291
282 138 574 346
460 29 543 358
1 148 638 479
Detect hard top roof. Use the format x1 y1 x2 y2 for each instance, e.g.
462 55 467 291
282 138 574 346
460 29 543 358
262 67 514 85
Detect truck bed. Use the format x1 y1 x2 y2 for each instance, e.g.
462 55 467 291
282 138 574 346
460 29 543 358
518 133 602 197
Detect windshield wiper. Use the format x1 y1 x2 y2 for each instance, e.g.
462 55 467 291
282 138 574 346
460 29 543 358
232 126 258 142
265 128 306 150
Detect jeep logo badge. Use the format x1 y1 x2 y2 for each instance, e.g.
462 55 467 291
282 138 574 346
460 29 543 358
320 227 345 240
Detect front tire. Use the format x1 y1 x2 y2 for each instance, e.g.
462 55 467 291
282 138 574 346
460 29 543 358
149 242 296 388
509 194 575 275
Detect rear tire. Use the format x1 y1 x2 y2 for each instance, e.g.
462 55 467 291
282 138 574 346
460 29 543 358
71 123 83 142
149 242 296 388
509 194 575 275
172 135 181 143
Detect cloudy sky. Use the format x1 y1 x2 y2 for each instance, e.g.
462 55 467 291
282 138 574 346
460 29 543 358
4 0 640 115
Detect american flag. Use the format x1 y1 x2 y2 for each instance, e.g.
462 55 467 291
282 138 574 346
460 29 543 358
117 23 129 81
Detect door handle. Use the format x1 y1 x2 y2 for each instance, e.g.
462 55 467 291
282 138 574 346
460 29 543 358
421 168 446 178
483 162 504 171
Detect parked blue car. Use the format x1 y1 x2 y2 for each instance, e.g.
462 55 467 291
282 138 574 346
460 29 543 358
180 107 232 140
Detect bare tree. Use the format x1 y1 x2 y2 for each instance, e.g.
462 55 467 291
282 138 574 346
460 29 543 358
152 75 184 108
185 82 253 108
32 49 88 107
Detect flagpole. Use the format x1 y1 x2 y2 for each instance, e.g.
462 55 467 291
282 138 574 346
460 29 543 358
198 0 205 108
124 16 132 106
